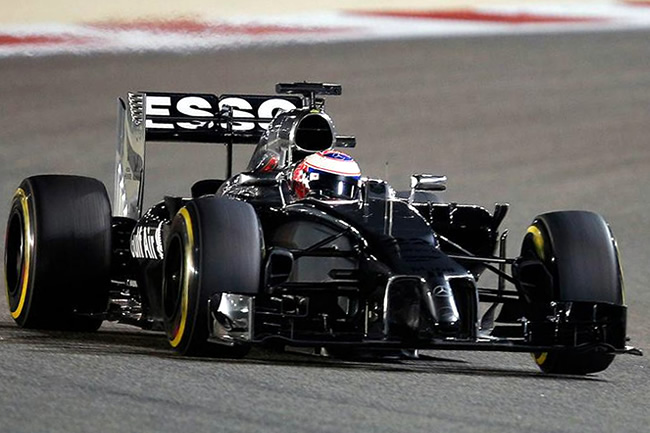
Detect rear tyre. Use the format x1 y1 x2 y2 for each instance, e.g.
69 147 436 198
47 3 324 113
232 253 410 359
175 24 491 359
161 197 261 357
521 211 624 374
4 175 111 331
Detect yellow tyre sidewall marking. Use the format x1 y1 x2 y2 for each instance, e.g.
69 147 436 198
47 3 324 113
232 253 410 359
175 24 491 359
7 188 32 320
526 225 545 261
526 224 548 365
534 352 548 366
169 207 194 348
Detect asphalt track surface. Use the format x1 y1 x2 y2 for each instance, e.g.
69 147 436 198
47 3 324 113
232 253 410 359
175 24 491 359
1 31 650 432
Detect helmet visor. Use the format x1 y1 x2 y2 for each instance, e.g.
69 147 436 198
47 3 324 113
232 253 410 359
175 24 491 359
308 172 360 200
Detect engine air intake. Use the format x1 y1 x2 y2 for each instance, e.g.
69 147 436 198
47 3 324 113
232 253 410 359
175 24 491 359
295 114 334 152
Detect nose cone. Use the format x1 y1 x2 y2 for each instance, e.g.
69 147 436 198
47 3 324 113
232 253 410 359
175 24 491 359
425 284 461 334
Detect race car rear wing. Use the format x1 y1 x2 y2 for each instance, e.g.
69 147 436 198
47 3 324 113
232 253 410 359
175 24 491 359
115 91 305 219
115 83 354 219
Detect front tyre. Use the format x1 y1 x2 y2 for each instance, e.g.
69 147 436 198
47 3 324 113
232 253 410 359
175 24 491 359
4 175 111 330
520 211 624 374
162 197 261 356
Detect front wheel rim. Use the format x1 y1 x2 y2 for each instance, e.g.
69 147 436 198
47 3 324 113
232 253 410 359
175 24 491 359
6 188 33 320
5 211 25 297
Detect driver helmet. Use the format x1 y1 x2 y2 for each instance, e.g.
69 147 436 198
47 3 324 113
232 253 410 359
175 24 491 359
291 150 361 200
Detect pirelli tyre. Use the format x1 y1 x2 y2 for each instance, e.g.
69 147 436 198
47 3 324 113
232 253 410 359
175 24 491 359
162 197 261 357
520 210 624 375
4 175 111 331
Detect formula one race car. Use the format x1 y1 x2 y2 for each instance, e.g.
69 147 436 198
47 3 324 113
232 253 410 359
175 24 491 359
4 82 641 374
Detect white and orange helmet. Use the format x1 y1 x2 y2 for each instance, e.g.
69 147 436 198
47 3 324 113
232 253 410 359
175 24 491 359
291 150 361 200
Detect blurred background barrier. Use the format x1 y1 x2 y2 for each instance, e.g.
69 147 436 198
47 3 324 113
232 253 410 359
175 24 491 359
2 1 650 57
4 0 642 24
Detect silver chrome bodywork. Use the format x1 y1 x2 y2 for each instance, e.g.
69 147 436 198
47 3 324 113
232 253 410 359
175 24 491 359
101 83 641 367
209 293 255 344
115 93 146 220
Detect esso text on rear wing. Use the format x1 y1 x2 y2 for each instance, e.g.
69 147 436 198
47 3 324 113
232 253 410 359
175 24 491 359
144 92 303 143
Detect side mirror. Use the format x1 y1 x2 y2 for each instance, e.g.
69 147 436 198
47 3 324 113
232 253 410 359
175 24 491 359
410 174 447 192
335 135 356 148
408 174 447 204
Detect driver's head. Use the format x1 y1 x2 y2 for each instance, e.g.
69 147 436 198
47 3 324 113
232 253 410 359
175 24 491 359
291 150 361 200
